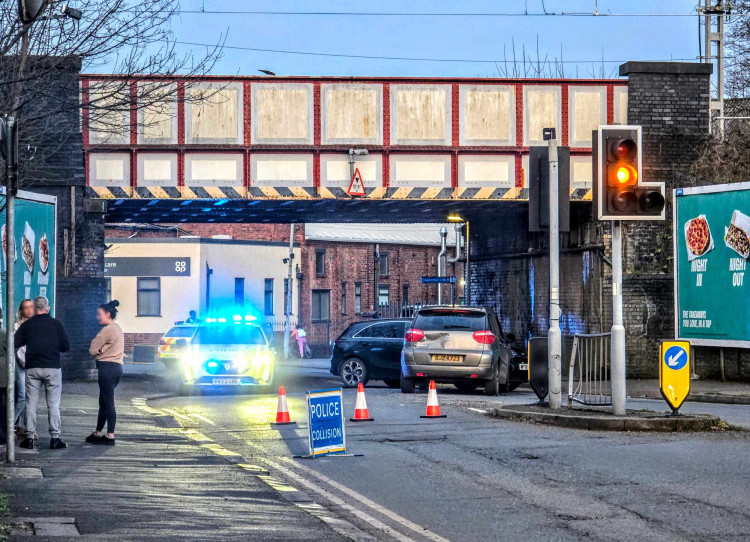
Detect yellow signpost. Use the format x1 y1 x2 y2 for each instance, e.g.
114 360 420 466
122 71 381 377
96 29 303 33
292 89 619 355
659 340 691 414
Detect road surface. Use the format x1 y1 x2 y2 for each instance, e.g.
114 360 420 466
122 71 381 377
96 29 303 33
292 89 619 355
149 359 750 541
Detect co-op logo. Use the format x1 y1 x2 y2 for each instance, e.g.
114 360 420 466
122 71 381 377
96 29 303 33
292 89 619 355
664 345 688 371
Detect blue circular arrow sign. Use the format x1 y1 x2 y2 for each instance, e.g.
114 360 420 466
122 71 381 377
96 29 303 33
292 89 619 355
664 345 688 371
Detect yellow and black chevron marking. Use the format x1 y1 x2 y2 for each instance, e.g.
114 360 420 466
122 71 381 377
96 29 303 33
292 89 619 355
87 185 593 201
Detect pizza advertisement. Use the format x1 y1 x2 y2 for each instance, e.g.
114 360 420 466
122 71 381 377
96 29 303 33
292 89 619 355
724 210 750 259
684 215 714 261
674 182 750 348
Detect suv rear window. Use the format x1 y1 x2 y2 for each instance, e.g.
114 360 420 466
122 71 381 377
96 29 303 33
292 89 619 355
165 326 197 338
414 310 487 332
193 325 266 345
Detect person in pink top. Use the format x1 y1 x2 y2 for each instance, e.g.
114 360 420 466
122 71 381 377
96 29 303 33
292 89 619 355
86 300 124 446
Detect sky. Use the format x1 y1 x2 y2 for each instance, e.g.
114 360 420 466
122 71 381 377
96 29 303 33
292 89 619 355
147 0 703 79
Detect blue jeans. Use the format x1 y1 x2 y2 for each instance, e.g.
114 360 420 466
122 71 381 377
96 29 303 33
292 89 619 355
14 364 25 428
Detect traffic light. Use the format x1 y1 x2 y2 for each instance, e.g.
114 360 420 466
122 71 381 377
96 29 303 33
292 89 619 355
592 126 665 221
528 146 570 232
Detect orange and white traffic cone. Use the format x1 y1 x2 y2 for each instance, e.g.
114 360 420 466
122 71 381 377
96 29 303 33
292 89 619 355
350 383 374 422
420 381 447 418
272 386 295 425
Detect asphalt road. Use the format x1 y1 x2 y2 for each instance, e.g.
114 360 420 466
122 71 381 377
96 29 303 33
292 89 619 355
150 359 750 542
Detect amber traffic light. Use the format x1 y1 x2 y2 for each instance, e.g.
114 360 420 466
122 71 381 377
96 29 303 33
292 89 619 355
593 126 665 221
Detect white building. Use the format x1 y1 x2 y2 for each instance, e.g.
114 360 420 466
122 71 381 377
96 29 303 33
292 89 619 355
105 237 300 350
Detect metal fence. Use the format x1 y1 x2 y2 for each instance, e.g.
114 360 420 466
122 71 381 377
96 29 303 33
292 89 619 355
567 332 612 407
375 300 434 319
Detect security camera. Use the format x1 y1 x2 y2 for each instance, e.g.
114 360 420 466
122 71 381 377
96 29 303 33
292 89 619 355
60 3 83 20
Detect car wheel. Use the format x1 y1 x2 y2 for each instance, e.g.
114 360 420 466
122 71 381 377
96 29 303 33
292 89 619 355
179 383 195 396
383 379 400 389
455 381 479 393
400 374 415 394
485 365 500 396
340 358 368 388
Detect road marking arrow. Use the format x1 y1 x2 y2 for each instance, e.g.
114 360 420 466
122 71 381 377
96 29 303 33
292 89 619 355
667 349 684 367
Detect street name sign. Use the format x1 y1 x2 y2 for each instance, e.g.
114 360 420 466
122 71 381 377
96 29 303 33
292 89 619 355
420 276 456 284
674 182 750 348
307 388 346 457
659 340 691 412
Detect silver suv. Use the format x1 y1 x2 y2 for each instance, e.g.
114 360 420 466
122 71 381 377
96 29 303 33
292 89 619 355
400 306 514 396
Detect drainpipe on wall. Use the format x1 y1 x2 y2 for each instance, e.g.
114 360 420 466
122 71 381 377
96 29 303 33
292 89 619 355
437 227 448 305
283 223 295 360
373 244 379 313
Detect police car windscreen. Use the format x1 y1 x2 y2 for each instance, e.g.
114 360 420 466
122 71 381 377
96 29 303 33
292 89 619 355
166 326 197 337
414 310 487 331
194 325 266 345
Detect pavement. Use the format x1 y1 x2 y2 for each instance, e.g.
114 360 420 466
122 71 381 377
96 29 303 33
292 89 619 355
0 359 748 541
627 378 750 404
0 375 348 541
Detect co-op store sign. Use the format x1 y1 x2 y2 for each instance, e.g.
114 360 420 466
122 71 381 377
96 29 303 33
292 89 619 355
104 257 191 277
674 182 750 348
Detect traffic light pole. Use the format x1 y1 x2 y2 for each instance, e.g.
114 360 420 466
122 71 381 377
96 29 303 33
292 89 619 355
611 220 626 415
547 136 562 410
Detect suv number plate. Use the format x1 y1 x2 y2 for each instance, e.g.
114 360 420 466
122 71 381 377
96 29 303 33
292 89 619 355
432 355 462 362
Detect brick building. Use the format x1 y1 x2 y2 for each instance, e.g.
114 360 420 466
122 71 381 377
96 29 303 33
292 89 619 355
105 222 463 354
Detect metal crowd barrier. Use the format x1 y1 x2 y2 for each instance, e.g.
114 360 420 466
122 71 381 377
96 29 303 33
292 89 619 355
567 332 612 407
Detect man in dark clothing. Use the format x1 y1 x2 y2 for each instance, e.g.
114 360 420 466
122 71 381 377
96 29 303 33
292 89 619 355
0 309 7 445
14 296 70 450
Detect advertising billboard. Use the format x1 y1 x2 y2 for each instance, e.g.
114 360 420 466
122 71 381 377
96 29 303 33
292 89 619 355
0 188 57 316
673 182 750 347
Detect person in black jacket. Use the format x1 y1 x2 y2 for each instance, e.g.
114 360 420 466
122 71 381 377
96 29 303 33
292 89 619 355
15 296 70 450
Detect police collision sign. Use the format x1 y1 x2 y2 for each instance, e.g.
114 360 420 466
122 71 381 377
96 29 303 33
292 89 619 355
307 388 346 457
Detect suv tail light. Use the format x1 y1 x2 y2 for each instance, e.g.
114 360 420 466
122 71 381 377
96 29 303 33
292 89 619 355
472 330 495 344
405 328 424 342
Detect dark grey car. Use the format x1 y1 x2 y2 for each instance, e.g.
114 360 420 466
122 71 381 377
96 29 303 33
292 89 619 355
400 306 514 396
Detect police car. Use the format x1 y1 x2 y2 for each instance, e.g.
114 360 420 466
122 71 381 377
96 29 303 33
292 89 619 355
178 316 275 395
158 324 198 372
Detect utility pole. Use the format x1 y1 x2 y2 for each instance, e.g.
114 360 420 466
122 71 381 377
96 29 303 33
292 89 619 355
546 128 562 410
283 223 294 359
702 0 727 135
610 221 626 415
3 116 18 463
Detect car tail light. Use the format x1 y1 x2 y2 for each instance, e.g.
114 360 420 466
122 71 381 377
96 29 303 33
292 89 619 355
472 330 495 344
405 328 424 342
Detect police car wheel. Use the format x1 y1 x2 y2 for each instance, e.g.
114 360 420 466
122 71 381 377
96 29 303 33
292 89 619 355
341 358 368 388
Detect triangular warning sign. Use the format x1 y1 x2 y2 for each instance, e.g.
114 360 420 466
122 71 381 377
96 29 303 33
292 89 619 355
347 167 365 196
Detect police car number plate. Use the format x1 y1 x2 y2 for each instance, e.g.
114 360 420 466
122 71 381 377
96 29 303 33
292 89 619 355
212 378 241 385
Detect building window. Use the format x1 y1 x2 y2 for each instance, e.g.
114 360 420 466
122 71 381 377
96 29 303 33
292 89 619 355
354 282 361 314
137 277 161 316
379 252 389 276
315 250 326 276
312 290 330 322
105 277 112 303
341 282 347 315
264 278 274 315
235 278 245 308
402 284 409 305
378 284 390 306
283 278 291 315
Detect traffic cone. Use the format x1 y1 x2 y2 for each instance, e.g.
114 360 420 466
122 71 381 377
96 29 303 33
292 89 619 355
420 381 447 418
350 383 374 422
272 386 295 425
